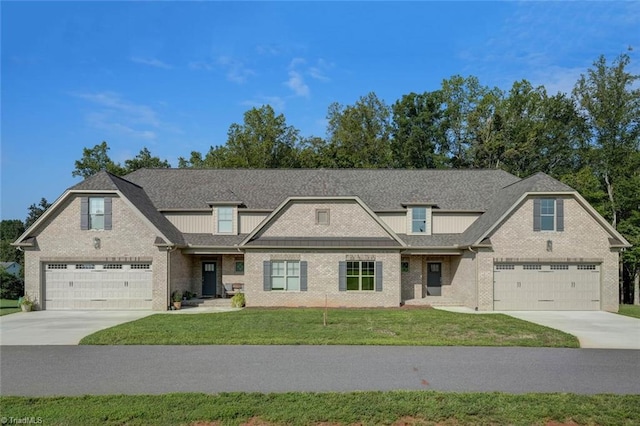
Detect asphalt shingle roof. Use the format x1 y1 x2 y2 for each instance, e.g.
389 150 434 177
65 169 581 249
122 168 521 211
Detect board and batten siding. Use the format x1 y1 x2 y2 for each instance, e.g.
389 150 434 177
432 213 481 234
164 212 213 233
239 212 269 234
378 213 405 234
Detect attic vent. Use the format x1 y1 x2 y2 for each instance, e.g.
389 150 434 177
316 209 330 225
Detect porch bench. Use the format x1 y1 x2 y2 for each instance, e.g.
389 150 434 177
223 283 244 298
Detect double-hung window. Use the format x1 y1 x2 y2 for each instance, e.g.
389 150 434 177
81 196 111 230
540 199 555 231
412 207 427 233
89 197 105 230
534 198 564 232
217 207 233 233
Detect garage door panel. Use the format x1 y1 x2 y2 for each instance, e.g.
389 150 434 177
494 263 600 311
44 263 152 310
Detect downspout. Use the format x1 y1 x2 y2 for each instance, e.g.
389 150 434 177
468 246 479 311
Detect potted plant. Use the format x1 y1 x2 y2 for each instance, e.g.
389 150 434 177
18 294 35 312
172 290 183 310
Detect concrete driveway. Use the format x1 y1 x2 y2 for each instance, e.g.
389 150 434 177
503 311 640 349
0 310 154 345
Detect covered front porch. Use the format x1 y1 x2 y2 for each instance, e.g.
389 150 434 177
400 253 472 308
170 249 246 300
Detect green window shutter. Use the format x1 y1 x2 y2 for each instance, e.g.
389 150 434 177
375 261 383 292
104 197 112 230
263 261 272 291
556 199 564 231
80 197 89 230
300 261 308 291
338 261 346 291
533 198 541 231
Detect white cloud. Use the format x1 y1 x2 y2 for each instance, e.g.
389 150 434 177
130 56 172 69
217 55 255 84
74 91 166 140
285 70 310 97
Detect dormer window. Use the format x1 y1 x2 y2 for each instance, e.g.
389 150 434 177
217 207 233 233
412 207 427 233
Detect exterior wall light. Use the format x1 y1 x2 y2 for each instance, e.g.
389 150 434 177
93 237 101 249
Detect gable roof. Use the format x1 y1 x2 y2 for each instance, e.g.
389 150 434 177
460 172 630 248
460 172 575 246
15 171 184 247
123 168 520 211
240 196 406 248
15 169 630 250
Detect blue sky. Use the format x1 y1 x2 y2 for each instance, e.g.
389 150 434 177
2 1 639 221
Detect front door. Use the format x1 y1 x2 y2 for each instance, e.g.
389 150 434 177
427 263 442 296
202 262 217 297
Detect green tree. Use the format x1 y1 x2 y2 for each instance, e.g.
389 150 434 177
0 220 25 265
124 147 171 172
498 81 585 177
225 105 300 168
391 91 448 168
326 92 393 168
440 75 492 168
25 198 51 228
298 136 332 168
72 141 126 178
572 53 640 229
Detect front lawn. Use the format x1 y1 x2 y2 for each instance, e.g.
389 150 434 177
1 391 638 425
80 307 578 347
0 298 21 316
618 304 640 319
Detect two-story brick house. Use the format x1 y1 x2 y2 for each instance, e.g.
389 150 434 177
14 169 629 311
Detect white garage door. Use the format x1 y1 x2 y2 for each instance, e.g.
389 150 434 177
493 263 600 310
44 263 152 309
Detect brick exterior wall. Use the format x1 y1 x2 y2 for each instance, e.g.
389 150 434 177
259 200 390 238
475 196 619 312
24 191 618 312
23 194 169 311
244 250 401 307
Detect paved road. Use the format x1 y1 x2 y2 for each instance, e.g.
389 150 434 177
1 346 638 396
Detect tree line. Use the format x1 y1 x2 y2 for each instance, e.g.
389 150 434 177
2 54 638 304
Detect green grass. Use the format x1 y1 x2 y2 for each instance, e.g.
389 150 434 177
0 298 21 316
618 304 640 319
1 391 638 425
80 307 578 347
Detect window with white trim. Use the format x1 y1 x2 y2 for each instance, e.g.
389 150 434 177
89 197 105 230
217 207 233 233
347 261 375 291
412 207 427 233
271 260 300 291
540 199 555 231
